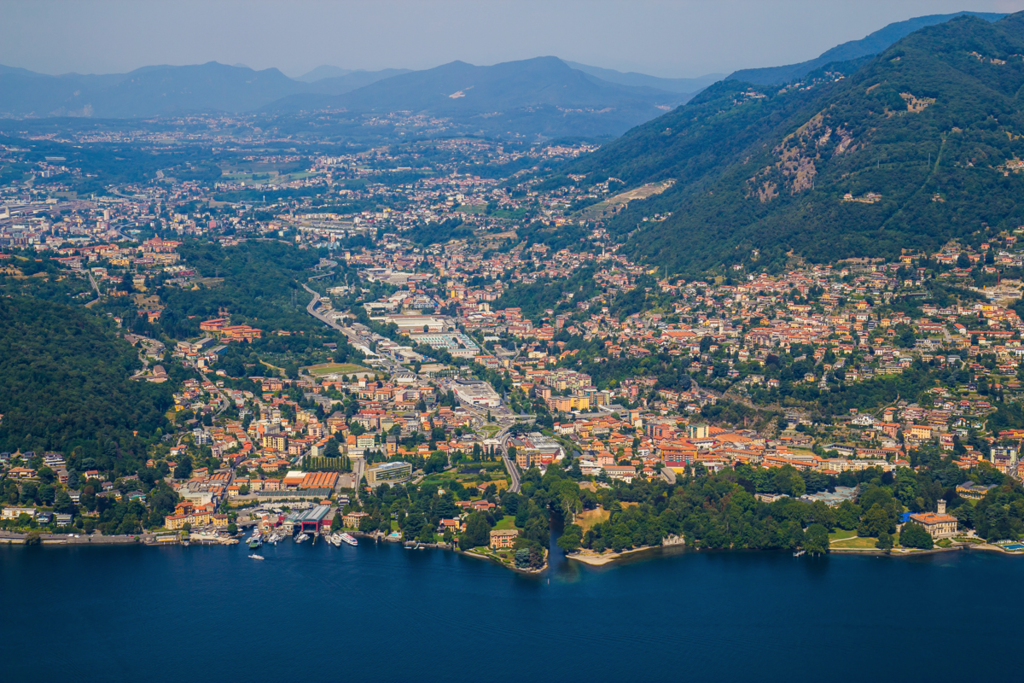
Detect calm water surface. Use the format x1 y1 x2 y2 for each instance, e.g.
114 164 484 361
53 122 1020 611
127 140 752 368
1 539 1020 682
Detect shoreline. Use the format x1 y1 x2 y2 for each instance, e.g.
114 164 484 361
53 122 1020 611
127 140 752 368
5 531 1023 567
0 531 150 546
569 541 1024 565
568 545 665 566
461 547 548 574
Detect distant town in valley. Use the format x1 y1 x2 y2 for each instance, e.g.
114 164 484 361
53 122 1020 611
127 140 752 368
4 10 1024 571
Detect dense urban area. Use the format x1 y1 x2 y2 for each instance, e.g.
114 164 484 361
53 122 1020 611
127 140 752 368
3 111 1024 567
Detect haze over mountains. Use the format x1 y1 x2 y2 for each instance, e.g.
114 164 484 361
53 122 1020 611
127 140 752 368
266 57 700 138
570 12 1024 275
1 12 998 138
0 57 713 137
0 62 408 119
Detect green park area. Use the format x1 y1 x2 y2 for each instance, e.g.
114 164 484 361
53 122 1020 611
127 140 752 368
830 534 880 550
302 362 374 377
493 515 517 530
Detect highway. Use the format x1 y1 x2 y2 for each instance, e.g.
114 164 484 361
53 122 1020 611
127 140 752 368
496 424 521 493
301 280 406 376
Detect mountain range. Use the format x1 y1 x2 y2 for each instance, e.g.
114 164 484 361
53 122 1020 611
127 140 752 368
0 57 709 137
569 12 1024 275
0 12 1007 140
265 57 698 137
0 62 409 118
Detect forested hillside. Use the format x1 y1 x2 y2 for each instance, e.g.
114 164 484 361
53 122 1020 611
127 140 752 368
0 297 174 461
156 240 328 338
572 13 1024 276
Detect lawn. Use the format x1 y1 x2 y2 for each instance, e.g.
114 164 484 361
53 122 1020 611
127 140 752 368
302 362 373 377
829 529 858 542
493 515 517 530
420 471 459 488
831 536 879 550
575 507 610 533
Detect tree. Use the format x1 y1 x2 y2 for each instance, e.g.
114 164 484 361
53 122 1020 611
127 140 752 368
424 452 447 474
557 523 583 553
20 482 38 505
858 503 896 538
458 511 492 550
836 501 862 530
80 486 97 512
898 522 933 550
53 490 76 515
803 523 830 555
324 438 341 458
174 458 193 480
876 530 893 551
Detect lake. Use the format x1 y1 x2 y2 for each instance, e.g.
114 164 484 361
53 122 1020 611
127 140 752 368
1 539 1020 682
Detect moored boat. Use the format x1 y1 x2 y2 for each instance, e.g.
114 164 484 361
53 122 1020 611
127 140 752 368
340 533 358 547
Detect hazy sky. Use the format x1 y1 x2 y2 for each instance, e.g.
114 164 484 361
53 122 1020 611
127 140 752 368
3 0 1024 78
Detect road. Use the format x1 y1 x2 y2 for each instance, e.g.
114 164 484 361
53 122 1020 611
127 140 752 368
303 274 526 492
301 280 406 375
201 372 236 417
85 270 101 308
488 423 523 494
352 456 365 503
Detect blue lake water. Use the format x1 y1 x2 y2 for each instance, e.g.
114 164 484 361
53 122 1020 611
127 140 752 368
1 539 1021 682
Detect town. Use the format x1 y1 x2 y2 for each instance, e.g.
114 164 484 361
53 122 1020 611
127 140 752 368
3 121 1024 563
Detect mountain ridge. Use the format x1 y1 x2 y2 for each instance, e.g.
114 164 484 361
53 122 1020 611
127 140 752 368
0 57 691 136
728 11 1005 85
570 12 1024 275
264 56 692 137
563 62 723 94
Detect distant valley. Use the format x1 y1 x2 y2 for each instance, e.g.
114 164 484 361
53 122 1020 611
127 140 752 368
0 58 715 138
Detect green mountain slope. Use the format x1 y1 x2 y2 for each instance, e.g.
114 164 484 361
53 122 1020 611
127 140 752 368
573 13 1024 275
0 297 174 459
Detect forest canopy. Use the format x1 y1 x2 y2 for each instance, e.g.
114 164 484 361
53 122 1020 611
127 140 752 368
0 297 174 458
